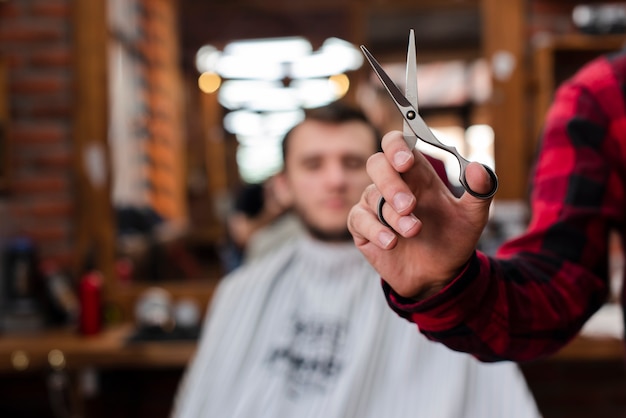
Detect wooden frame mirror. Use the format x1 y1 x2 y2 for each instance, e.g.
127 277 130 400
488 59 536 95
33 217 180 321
0 54 8 193
73 0 219 320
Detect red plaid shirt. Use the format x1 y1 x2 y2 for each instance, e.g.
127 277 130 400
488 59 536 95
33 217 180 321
384 48 626 362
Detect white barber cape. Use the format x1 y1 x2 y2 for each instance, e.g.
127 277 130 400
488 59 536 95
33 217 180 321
172 235 541 418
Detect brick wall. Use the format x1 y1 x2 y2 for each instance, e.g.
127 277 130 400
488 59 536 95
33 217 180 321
0 0 75 267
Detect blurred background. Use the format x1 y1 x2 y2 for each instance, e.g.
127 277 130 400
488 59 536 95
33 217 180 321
0 0 625 417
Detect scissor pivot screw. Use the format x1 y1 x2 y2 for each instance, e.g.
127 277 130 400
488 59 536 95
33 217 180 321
406 111 416 120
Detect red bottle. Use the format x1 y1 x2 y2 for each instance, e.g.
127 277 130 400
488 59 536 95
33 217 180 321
79 271 103 335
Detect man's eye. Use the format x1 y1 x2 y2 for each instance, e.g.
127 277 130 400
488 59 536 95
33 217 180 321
302 160 321 170
344 158 365 169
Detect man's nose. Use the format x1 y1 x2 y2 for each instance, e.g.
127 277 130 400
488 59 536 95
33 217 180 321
325 163 348 187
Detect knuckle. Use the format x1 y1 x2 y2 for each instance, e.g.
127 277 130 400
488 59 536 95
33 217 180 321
363 184 378 205
366 152 383 171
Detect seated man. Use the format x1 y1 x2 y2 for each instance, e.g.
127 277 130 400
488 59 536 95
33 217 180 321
171 103 540 418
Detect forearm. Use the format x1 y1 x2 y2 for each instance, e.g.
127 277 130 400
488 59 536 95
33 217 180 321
384 249 609 362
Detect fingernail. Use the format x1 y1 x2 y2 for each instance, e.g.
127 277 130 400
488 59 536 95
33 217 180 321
398 214 418 234
394 151 412 167
378 230 395 248
393 192 414 212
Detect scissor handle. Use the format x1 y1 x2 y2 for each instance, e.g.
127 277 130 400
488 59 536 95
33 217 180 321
458 160 498 199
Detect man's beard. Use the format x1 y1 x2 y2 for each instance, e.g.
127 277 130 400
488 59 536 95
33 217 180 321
305 223 353 242
295 204 353 243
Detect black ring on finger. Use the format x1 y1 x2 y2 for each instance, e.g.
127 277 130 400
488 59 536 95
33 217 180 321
377 196 391 228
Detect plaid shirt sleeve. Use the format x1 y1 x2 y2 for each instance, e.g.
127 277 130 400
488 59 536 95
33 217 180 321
383 49 626 362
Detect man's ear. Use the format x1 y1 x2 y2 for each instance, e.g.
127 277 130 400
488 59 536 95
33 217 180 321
270 172 293 210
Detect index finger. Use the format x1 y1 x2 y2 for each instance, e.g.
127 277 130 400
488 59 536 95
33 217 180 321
381 131 415 173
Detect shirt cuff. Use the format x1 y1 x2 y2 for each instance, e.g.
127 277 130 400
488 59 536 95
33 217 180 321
382 251 492 332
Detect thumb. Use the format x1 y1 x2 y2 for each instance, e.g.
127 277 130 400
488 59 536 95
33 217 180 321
460 162 497 203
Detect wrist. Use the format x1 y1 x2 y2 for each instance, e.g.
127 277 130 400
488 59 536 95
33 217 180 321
407 280 450 302
393 257 474 303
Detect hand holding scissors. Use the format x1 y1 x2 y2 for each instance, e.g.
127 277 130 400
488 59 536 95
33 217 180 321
347 30 496 299
361 30 498 227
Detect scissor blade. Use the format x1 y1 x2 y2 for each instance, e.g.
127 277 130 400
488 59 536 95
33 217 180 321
361 46 412 109
404 29 418 149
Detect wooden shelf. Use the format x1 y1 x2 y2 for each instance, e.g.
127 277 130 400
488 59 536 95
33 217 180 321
533 33 626 51
532 33 626 140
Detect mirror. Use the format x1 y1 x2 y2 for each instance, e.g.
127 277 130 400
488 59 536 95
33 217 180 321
0 54 7 193
107 0 223 285
105 1 371 289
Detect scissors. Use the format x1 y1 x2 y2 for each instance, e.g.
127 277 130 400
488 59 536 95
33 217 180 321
361 30 498 228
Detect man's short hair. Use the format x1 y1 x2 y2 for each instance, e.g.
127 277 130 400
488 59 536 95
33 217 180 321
281 102 382 165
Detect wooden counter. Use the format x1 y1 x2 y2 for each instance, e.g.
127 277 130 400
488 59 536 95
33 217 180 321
0 323 197 373
0 322 622 374
0 323 623 418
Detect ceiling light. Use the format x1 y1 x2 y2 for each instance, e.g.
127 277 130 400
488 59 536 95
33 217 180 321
223 109 304 136
196 36 362 82
198 72 221 94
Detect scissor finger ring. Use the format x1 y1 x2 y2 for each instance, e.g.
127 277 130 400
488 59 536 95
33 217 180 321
377 196 391 228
